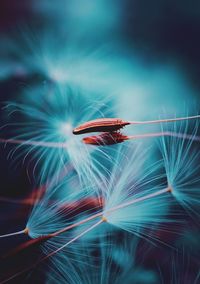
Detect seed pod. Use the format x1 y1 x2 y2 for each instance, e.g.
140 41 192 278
73 118 130 135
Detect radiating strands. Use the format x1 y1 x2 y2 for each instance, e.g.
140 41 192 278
159 119 200 220
1 84 116 186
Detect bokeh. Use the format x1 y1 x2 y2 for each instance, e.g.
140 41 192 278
0 1 200 283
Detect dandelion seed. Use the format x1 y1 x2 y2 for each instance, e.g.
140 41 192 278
82 131 200 146
159 119 200 220
73 118 130 135
0 220 104 284
82 132 129 145
73 115 200 135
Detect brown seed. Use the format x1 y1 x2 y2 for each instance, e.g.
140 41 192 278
82 132 129 146
73 118 130 135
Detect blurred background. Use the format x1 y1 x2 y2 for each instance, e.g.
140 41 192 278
0 1 200 283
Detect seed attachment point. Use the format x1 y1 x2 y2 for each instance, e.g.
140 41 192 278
102 216 107 222
24 227 29 235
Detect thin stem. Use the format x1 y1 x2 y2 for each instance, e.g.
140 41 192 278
45 187 171 238
127 131 200 141
44 219 103 259
0 138 66 148
105 187 171 214
129 114 200 125
1 187 170 241
49 211 103 237
0 228 28 238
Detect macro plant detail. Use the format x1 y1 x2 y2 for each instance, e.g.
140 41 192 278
0 111 200 283
0 2 200 284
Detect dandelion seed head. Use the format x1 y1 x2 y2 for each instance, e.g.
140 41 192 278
2 83 115 185
102 143 171 241
159 117 200 218
26 165 104 239
59 122 73 139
